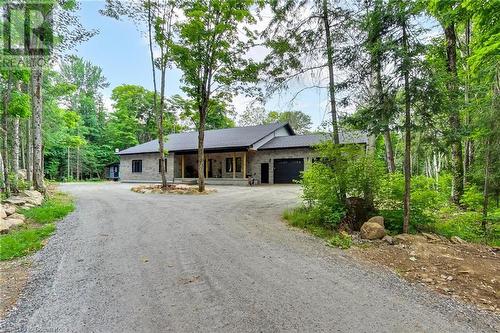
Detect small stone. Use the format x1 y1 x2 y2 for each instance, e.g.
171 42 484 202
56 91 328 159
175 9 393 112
450 236 466 244
409 256 417 262
447 276 454 281
422 278 433 283
382 235 394 245
0 220 9 234
5 218 24 228
0 206 6 219
421 232 440 242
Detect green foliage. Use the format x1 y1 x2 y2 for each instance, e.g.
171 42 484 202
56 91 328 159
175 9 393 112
0 224 56 261
265 111 312 134
22 192 75 224
328 232 352 249
8 90 31 118
461 185 483 212
301 142 385 225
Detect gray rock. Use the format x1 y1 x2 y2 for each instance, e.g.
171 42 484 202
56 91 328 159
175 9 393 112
5 218 24 228
0 206 6 219
422 232 441 242
9 213 26 221
382 235 394 245
0 219 9 234
360 222 386 240
3 196 28 206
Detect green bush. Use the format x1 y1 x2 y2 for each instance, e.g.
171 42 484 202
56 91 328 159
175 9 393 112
461 185 483 212
328 232 352 249
301 142 384 226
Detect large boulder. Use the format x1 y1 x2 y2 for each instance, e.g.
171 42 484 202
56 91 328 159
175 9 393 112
5 218 24 228
3 204 16 216
0 206 6 219
9 213 26 221
19 190 44 206
360 221 386 240
366 216 384 227
0 219 9 234
3 196 28 206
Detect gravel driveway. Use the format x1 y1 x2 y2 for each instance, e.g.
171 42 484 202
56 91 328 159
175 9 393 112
1 183 498 332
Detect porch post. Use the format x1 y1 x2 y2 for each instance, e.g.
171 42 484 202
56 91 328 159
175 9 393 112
243 151 247 178
181 155 185 179
232 152 236 179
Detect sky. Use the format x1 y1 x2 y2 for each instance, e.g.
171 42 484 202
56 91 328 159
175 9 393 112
72 1 339 129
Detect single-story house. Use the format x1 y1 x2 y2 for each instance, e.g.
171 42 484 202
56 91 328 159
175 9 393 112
116 122 367 185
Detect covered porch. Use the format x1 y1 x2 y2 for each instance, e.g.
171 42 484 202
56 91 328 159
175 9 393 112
173 150 250 185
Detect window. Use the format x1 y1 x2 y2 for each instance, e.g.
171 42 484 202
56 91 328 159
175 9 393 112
225 158 233 172
235 157 242 172
158 158 168 172
132 160 142 173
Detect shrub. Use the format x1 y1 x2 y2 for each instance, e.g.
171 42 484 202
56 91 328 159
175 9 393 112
461 185 483 212
301 142 384 226
328 232 352 249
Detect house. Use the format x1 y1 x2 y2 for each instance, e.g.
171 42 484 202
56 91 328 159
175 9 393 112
116 123 367 185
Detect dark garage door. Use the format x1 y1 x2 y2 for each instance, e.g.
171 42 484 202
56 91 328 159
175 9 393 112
273 158 304 184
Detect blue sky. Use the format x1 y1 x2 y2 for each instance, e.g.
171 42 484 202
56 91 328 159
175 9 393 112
74 1 333 128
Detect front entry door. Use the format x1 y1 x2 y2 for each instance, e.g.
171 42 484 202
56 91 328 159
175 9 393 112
261 163 269 184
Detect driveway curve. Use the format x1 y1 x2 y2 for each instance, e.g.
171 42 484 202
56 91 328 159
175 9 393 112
1 183 498 332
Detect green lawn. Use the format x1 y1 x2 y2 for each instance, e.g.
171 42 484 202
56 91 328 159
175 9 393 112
21 192 75 224
0 191 75 261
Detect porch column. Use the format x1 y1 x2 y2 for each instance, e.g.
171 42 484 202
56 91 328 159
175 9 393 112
232 152 236 179
243 151 247 178
181 155 185 179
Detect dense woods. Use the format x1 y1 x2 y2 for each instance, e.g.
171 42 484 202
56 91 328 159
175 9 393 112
0 0 498 238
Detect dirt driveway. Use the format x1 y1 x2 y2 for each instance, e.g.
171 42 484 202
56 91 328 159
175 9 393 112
1 183 498 332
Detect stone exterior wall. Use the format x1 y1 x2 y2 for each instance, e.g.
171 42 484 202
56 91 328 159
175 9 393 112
120 152 175 182
248 148 316 184
173 152 248 179
120 148 316 185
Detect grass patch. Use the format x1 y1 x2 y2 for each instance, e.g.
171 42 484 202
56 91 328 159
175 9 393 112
21 191 75 224
0 224 56 260
283 207 352 249
0 190 75 261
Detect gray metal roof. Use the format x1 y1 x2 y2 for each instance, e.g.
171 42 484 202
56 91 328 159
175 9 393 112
258 131 367 150
117 123 292 155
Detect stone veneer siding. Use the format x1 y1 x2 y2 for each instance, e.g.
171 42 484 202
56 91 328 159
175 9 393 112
120 152 175 182
248 148 316 184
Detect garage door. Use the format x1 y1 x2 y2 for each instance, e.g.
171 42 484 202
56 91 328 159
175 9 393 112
273 158 304 184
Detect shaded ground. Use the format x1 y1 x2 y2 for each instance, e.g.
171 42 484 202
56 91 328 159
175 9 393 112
0 258 31 319
1 183 499 332
350 234 499 314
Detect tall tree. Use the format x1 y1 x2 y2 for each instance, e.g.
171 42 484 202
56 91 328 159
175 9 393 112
171 0 259 192
265 111 312 134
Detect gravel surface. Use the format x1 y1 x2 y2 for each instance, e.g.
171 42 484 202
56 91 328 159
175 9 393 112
1 183 499 333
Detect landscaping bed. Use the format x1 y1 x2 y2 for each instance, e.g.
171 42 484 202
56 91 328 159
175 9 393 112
131 184 216 195
350 233 499 314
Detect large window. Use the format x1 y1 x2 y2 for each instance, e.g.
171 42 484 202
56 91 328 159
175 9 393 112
225 158 233 172
132 160 142 173
226 157 242 173
158 158 168 172
235 157 242 172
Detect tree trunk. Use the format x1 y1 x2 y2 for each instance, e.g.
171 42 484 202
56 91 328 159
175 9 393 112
76 145 81 181
402 18 411 234
462 19 471 188
383 130 396 172
12 116 20 192
2 72 12 193
26 118 32 184
444 23 464 205
158 54 168 189
31 65 45 193
482 138 490 229
322 0 340 145
67 147 70 180
198 107 206 192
